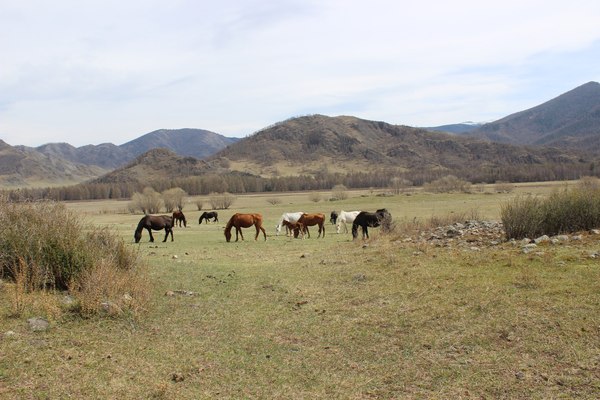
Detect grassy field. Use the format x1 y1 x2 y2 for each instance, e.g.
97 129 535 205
1 183 599 399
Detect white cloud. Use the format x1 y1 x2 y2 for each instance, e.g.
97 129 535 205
1 0 600 146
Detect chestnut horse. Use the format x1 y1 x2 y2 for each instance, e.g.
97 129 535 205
172 210 187 227
296 213 325 238
224 213 267 242
134 215 174 243
282 219 309 238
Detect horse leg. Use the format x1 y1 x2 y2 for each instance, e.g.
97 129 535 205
236 227 244 241
363 226 369 239
147 227 154 242
260 226 267 241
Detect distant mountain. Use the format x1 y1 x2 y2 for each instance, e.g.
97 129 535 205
0 140 107 187
213 114 587 179
468 81 600 153
119 128 239 159
31 128 239 169
1 128 239 187
424 122 483 134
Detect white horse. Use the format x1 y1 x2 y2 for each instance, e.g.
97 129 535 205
275 212 305 236
336 210 361 234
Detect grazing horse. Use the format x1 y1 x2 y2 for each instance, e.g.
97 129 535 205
172 210 187 227
199 211 219 224
336 210 361 234
296 213 326 238
224 213 267 242
134 215 174 243
281 219 310 238
352 209 392 240
330 211 338 225
275 212 304 236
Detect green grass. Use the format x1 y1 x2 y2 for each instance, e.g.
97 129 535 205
1 183 599 398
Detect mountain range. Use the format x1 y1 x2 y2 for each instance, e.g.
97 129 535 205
1 81 599 188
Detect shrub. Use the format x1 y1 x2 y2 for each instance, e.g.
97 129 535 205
424 175 471 193
494 181 514 193
162 187 187 212
501 187 600 239
0 197 149 317
266 197 282 205
209 192 236 209
130 187 163 214
331 184 349 200
308 192 322 202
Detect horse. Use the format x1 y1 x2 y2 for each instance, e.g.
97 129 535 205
172 210 187 227
336 210 361 234
224 213 267 242
134 215 174 243
296 213 326 238
199 211 219 224
352 209 392 240
281 219 308 238
275 212 304 236
330 211 338 225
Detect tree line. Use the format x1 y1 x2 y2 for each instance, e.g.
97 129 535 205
3 163 598 202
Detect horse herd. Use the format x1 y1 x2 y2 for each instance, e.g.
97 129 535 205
134 209 391 243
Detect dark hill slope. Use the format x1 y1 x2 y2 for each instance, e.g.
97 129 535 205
469 81 600 152
92 148 223 184
214 115 585 176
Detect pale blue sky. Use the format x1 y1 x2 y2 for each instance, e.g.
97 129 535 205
1 0 600 147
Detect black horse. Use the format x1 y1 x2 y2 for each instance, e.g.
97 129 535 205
352 209 392 240
330 211 338 225
134 215 174 243
199 211 219 224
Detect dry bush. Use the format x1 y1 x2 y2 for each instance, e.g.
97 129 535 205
266 197 282 205
424 175 471 193
389 177 412 195
578 176 600 190
0 197 150 318
209 192 236 209
494 181 514 193
308 192 322 202
331 184 348 200
502 187 600 239
162 187 187 212
195 199 204 210
130 187 163 214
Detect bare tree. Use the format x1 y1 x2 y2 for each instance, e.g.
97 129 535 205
162 187 187 212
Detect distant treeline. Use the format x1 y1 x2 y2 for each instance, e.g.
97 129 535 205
3 163 598 202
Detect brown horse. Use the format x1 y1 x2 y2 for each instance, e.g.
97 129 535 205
134 215 174 243
297 213 325 238
282 219 309 238
172 210 187 227
224 213 267 242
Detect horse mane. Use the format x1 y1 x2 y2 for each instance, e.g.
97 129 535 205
224 214 236 234
135 215 148 234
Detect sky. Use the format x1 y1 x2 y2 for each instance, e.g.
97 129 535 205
1 0 600 147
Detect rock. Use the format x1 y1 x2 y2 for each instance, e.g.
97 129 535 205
591 229 600 235
171 372 185 382
572 235 583 241
27 317 49 332
521 238 532 245
100 301 121 314
555 235 569 242
172 255 178 259
534 235 550 244
353 274 367 282
165 290 175 297
3 330 17 338
522 244 538 254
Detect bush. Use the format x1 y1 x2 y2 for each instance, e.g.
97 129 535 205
331 184 349 200
162 187 187 212
130 187 163 214
0 197 149 317
424 175 471 193
209 192 236 209
501 187 600 239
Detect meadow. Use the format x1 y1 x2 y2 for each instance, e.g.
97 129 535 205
1 183 599 399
